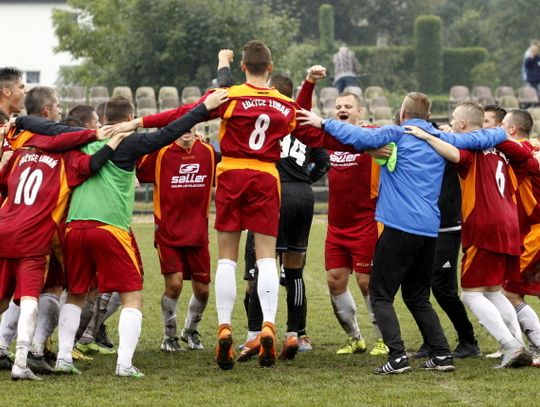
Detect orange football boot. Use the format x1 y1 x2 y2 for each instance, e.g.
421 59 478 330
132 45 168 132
258 322 277 367
215 324 234 370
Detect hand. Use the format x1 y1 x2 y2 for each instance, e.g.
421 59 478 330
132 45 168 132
218 49 234 63
366 145 392 159
296 109 324 128
103 119 142 139
403 125 431 140
439 124 452 132
203 89 228 110
0 118 16 138
306 65 327 83
0 150 13 172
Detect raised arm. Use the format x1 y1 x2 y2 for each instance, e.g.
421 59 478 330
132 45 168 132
404 125 460 163
115 90 228 164
217 49 235 88
296 65 327 110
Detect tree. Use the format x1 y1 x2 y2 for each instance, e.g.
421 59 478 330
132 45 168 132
53 0 298 89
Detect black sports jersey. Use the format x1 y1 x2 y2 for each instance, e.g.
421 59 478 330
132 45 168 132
278 135 329 183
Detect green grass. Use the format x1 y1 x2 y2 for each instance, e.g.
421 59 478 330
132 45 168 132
1 217 539 406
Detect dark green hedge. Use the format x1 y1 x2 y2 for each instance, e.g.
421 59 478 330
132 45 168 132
414 15 443 94
443 47 488 90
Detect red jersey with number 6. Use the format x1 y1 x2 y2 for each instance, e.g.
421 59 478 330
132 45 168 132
0 148 93 258
458 148 520 255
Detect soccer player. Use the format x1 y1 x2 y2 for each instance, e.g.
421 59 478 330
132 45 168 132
405 102 536 369
0 101 128 380
136 126 216 352
297 94 508 374
18 90 228 377
235 69 330 362
0 67 25 370
108 43 348 370
500 110 540 365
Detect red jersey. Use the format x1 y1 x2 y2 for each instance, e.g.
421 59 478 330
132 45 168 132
513 139 540 233
137 139 216 247
0 148 93 257
458 147 520 255
327 150 379 233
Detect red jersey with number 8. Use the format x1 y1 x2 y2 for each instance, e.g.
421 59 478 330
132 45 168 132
458 148 520 255
0 148 92 258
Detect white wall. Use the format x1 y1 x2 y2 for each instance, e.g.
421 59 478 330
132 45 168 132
1 2 78 85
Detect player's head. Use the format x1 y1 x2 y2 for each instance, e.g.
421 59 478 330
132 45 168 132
268 74 293 98
25 86 62 122
400 92 431 122
483 104 506 128
96 101 107 125
104 96 134 125
451 102 484 133
335 91 364 124
241 40 273 77
178 126 197 145
65 104 100 129
502 109 533 139
0 67 25 115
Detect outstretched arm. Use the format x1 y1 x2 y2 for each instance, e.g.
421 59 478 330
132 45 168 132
439 127 507 150
404 125 460 163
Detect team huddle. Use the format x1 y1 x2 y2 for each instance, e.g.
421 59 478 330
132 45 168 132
0 40 539 380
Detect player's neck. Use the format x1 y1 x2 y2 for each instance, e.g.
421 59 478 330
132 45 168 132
176 139 195 150
245 73 270 88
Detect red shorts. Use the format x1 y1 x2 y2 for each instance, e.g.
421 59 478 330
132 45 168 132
215 169 280 236
0 256 48 301
44 234 65 290
503 225 540 296
461 246 520 289
324 224 377 274
63 222 143 294
157 245 210 283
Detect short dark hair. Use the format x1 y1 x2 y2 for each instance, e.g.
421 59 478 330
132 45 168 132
0 67 22 94
105 96 134 124
24 86 57 116
65 104 96 127
337 91 363 107
484 104 507 124
507 109 533 135
242 40 272 75
96 101 107 124
269 74 293 98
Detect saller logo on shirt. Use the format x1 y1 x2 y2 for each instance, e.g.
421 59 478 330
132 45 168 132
330 152 360 167
171 163 206 187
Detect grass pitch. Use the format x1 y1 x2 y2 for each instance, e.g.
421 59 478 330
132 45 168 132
1 218 539 406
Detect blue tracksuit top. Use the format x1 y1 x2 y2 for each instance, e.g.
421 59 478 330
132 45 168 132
323 118 507 237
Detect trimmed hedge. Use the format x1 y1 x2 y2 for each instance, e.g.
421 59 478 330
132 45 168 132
443 47 488 90
414 15 443 94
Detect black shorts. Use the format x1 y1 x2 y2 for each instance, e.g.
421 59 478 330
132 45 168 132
276 182 315 253
243 182 314 281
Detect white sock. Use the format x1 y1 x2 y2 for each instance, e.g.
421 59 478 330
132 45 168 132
246 330 260 342
461 291 515 345
484 291 523 343
363 294 382 338
30 293 60 356
14 299 38 368
161 295 178 339
57 303 82 364
256 258 279 325
331 290 362 340
117 308 142 368
515 302 540 348
184 294 207 331
215 259 237 326
0 301 20 355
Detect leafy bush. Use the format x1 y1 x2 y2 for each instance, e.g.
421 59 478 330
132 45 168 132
414 15 443 94
442 47 488 90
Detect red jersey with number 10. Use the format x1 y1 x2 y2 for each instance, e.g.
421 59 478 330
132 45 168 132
0 148 93 258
